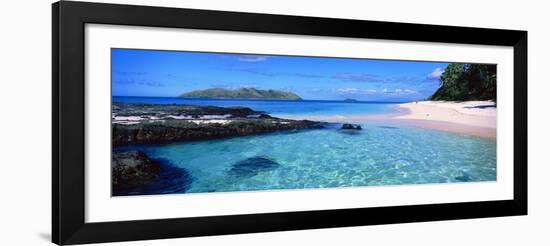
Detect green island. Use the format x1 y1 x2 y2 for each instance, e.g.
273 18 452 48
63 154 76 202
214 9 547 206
179 87 302 100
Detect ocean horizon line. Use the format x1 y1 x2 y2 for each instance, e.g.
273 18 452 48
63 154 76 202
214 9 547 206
112 95 409 104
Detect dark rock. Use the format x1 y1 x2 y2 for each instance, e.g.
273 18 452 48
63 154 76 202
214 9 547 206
225 107 260 118
112 150 160 188
229 156 280 177
455 172 471 182
341 123 362 130
112 102 258 118
112 118 323 145
112 103 324 146
112 150 193 196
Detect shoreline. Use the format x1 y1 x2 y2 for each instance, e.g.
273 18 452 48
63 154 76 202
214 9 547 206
279 100 497 139
392 101 496 139
112 100 497 141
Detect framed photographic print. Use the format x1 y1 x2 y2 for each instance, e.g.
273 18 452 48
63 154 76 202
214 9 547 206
52 1 527 245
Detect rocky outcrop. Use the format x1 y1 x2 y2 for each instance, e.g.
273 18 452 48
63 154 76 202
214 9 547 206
113 102 257 118
112 150 193 196
341 123 362 130
112 103 324 145
113 118 322 145
112 150 160 188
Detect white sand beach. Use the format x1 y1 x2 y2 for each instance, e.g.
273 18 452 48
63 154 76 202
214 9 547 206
282 101 497 139
392 101 496 139
395 101 496 127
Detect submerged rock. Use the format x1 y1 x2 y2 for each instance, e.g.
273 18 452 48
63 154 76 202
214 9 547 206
455 171 471 182
112 150 193 196
229 156 280 177
341 123 362 130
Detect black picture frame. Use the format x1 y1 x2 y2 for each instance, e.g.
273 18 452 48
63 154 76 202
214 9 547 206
52 1 527 245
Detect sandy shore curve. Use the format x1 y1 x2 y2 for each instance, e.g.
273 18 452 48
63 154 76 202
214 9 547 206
279 101 497 139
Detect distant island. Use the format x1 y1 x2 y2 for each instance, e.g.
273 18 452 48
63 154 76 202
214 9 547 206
343 99 358 102
179 88 302 100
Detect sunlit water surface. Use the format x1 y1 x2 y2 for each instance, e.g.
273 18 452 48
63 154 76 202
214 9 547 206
118 124 496 194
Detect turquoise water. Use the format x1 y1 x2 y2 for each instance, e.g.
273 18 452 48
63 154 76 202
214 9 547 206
119 124 496 194
113 96 397 116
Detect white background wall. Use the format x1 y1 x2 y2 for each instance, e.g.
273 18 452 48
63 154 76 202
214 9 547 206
0 0 547 245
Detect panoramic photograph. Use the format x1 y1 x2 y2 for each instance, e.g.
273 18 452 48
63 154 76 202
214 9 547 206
111 48 497 196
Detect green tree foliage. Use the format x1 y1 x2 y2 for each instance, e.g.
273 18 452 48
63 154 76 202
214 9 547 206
429 63 497 102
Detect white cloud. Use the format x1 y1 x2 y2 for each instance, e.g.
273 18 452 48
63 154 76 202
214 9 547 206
393 88 418 94
336 87 417 96
237 55 268 62
337 88 361 93
333 73 380 82
427 67 444 79
336 88 379 95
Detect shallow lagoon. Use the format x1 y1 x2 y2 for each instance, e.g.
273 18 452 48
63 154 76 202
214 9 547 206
118 123 496 194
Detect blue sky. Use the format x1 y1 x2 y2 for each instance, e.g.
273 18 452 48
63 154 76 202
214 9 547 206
112 49 448 102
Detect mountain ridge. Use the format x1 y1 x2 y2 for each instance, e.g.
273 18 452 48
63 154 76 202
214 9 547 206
179 88 302 100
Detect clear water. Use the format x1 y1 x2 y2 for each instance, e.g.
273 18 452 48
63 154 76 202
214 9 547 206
118 124 496 194
113 96 397 117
